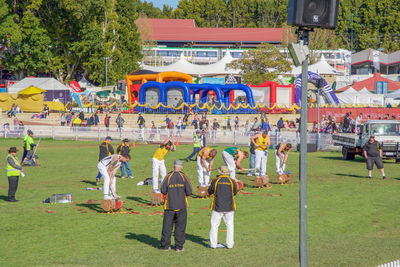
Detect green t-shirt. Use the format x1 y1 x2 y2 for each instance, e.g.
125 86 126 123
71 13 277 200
224 147 239 159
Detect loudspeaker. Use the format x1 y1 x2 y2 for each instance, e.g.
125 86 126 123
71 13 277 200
287 0 339 29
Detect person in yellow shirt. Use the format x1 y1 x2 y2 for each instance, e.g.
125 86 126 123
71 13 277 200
250 130 270 176
197 146 217 186
152 135 176 193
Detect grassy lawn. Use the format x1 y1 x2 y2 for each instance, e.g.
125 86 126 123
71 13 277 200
0 139 399 266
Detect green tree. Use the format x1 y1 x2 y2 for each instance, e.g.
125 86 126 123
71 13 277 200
226 43 291 85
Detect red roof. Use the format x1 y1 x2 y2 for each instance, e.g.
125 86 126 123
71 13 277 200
136 18 289 43
337 73 400 92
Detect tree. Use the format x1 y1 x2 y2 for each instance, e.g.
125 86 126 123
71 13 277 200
226 43 291 85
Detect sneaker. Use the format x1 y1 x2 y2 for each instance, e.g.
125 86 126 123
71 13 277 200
160 246 171 251
184 158 190 162
247 173 253 177
121 176 126 179
176 248 184 252
96 178 100 186
367 176 372 179
216 243 225 248
383 176 386 180
128 176 134 179
104 195 113 200
137 181 144 186
153 189 161 193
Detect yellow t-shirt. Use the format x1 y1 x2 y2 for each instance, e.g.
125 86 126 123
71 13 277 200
199 147 212 159
153 147 169 160
255 135 269 151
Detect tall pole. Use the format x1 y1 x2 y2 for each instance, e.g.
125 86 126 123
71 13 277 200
299 29 309 267
105 57 108 87
316 86 320 150
351 13 354 53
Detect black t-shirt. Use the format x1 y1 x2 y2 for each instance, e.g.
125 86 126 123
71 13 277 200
363 140 381 157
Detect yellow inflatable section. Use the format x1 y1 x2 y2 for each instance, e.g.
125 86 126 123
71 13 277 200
0 93 44 112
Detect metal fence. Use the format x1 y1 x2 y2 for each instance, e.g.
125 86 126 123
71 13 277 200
1 124 340 151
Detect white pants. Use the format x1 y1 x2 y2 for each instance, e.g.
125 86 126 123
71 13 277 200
197 156 210 185
152 157 167 191
209 210 234 249
255 149 268 176
97 162 116 198
275 150 286 175
222 151 236 181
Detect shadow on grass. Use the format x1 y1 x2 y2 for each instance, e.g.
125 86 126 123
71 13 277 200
0 195 9 202
319 156 365 162
186 233 209 247
81 180 97 186
125 232 159 248
126 196 152 205
76 203 104 213
335 173 368 179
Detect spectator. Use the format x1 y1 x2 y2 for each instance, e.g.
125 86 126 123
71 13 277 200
176 117 182 136
234 116 239 131
66 112 72 126
277 117 284 132
165 115 170 128
200 129 207 148
226 116 232 131
212 119 220 141
60 113 66 126
116 113 125 129
251 117 261 132
104 113 111 128
262 118 271 132
94 112 99 126
137 113 145 129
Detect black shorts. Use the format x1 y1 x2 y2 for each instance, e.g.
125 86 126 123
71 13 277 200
366 156 383 170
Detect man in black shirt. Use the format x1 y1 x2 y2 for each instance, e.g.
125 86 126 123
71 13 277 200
208 166 238 249
160 160 192 252
363 135 386 179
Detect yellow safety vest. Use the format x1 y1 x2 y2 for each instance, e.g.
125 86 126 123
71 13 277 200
255 135 269 151
7 155 21 177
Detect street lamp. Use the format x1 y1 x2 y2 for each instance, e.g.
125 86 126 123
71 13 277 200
105 57 108 87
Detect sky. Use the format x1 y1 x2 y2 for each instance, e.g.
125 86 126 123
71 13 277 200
146 0 179 9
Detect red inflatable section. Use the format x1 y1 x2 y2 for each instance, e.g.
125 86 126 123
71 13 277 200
248 81 295 106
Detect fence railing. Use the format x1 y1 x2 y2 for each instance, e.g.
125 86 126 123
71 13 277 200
1 124 340 151
377 259 400 267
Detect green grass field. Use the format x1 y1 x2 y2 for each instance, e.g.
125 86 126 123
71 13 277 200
0 139 399 267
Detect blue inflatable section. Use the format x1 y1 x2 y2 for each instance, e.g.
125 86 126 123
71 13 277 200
138 81 256 114
294 71 339 106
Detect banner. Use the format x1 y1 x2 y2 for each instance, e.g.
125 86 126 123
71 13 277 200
69 80 82 93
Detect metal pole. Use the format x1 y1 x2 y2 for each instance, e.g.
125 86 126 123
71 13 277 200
317 86 320 150
105 57 108 87
299 30 309 267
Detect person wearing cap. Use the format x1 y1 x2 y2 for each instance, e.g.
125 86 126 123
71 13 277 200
197 147 217 187
116 138 133 178
95 136 114 185
97 154 129 200
21 129 35 163
159 160 192 252
363 135 386 179
152 135 176 193
185 130 201 161
250 130 270 176
222 147 249 181
6 147 24 202
208 166 238 249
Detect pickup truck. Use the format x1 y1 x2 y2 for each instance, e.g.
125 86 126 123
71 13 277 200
332 120 400 161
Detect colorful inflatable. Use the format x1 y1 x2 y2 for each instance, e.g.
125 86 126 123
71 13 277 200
126 71 192 104
248 81 295 107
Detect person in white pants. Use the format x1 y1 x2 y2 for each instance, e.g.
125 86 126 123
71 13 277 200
250 131 270 176
222 147 249 181
152 136 175 192
97 154 129 199
197 147 217 186
208 166 238 249
275 143 292 175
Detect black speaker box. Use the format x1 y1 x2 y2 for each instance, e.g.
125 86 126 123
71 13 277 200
287 0 339 29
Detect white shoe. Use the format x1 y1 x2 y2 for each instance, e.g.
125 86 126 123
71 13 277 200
153 189 160 193
128 176 134 179
216 243 225 248
137 181 144 186
104 195 113 200
247 173 253 176
121 176 126 179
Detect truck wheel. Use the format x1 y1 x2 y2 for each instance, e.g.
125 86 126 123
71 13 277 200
342 147 355 160
396 159 400 163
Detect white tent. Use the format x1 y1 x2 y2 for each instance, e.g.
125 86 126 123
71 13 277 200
7 77 71 104
141 51 240 76
336 87 384 105
290 55 337 75
78 76 94 89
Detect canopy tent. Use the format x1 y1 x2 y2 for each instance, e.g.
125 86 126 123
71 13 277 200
141 51 240 76
8 77 71 104
386 89 400 99
336 87 384 105
290 55 336 75
78 76 94 89
18 86 46 95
